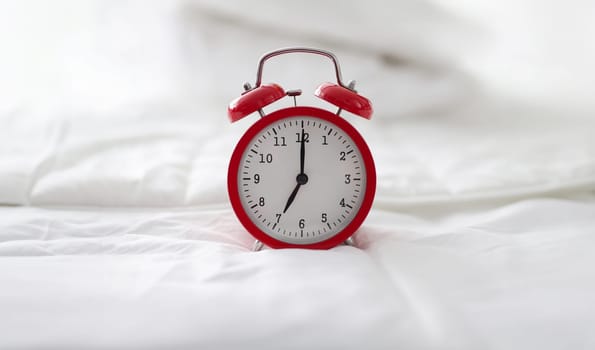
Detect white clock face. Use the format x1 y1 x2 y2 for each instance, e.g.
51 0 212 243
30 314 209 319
238 116 367 244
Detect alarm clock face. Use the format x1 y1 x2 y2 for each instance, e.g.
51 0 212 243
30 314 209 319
228 106 375 249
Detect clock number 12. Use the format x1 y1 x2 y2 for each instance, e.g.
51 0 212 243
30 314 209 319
296 132 310 143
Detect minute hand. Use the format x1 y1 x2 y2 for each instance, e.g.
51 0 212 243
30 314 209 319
284 129 307 214
300 128 305 175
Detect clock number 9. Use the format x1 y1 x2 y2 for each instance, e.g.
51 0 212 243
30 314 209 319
299 219 305 229
253 174 260 184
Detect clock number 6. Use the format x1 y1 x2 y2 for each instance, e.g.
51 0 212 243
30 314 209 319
299 219 305 229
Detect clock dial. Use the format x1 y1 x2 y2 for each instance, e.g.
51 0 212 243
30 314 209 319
238 116 366 245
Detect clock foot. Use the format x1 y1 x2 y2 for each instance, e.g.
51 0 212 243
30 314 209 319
343 236 357 247
252 240 264 251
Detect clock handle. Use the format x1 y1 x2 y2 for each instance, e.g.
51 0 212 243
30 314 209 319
252 47 373 119
254 47 347 88
229 47 372 121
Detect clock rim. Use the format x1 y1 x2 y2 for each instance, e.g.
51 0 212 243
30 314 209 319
228 106 376 249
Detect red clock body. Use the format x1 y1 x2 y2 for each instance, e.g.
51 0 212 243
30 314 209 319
228 106 376 249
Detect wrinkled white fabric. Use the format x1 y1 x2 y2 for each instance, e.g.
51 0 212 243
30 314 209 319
1 1 594 206
1 109 594 207
1 197 595 349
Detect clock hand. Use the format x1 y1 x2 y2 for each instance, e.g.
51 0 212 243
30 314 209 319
300 128 305 175
283 128 309 214
283 183 301 214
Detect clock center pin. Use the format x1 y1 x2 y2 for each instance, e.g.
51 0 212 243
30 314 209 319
296 173 308 185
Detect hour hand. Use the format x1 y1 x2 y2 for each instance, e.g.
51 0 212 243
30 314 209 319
283 183 301 214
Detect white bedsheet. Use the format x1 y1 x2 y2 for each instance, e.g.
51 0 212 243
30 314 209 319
1 197 594 349
2 110 595 208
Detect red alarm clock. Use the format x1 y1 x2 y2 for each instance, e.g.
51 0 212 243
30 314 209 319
227 48 375 250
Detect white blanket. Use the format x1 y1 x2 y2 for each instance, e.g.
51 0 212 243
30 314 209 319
1 198 594 349
1 1 595 349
